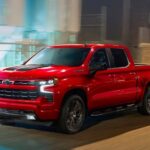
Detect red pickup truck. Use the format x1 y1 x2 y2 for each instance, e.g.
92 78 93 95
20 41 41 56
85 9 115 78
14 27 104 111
0 43 150 133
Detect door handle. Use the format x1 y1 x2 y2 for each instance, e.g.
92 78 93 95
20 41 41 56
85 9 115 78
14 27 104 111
129 72 136 75
108 74 115 77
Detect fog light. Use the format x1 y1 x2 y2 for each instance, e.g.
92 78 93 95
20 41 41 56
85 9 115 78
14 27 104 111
26 114 36 120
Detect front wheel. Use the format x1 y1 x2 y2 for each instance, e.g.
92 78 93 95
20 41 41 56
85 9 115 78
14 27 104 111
59 95 86 134
138 87 150 115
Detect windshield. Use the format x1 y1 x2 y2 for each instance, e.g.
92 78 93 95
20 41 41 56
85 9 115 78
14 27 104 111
25 48 90 67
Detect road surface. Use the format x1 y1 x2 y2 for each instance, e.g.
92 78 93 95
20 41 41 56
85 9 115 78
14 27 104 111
0 111 149 150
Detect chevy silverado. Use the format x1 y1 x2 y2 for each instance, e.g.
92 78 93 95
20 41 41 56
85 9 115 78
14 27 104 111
0 44 149 133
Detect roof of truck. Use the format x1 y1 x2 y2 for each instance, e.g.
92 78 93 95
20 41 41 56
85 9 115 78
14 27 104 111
48 43 127 49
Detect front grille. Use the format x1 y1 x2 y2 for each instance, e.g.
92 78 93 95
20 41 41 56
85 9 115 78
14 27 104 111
14 81 36 85
0 80 36 86
0 88 39 100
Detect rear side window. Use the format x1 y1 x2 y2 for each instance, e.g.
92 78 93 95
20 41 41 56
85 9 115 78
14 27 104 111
111 48 128 68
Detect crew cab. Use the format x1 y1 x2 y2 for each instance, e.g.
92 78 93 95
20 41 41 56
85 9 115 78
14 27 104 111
0 43 150 133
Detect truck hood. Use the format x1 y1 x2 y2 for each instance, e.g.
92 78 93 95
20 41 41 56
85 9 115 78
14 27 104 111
0 64 85 80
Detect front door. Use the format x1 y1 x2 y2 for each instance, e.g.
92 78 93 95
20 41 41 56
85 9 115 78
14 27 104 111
89 48 116 109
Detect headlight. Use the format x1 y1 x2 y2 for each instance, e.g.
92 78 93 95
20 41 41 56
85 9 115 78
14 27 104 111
39 78 58 94
38 78 58 86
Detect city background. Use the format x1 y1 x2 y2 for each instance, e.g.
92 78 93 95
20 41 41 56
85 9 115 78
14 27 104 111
0 0 149 67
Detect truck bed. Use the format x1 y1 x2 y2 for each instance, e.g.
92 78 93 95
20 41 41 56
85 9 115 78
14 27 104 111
134 63 150 72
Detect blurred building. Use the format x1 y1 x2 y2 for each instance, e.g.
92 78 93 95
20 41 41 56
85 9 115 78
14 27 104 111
0 0 82 67
0 0 149 67
79 0 150 62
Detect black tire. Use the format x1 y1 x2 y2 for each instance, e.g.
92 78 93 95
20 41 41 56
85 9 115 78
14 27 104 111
58 95 86 134
138 87 150 115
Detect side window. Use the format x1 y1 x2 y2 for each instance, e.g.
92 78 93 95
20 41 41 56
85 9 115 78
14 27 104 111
90 49 109 68
111 48 128 68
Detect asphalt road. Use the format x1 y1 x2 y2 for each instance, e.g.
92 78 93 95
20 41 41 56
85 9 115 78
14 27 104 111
0 111 150 150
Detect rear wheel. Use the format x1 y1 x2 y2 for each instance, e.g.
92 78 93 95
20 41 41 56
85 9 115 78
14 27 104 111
59 95 86 134
138 87 150 115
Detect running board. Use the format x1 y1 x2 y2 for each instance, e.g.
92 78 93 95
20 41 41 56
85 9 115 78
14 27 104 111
90 104 137 117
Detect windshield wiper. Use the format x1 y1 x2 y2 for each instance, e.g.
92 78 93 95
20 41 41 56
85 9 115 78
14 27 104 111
36 64 58 67
25 64 67 67
24 64 49 67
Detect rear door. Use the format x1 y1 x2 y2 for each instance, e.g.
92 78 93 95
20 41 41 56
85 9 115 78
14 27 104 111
109 48 137 104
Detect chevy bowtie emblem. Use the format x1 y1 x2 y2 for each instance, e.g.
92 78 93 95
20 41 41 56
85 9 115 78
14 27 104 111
2 80 13 85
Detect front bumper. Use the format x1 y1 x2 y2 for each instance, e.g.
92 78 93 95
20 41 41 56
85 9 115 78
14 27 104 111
0 82 62 121
0 97 59 121
0 109 36 120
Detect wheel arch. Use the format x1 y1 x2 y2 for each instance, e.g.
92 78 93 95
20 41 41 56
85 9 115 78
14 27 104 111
140 81 150 101
144 82 150 93
61 88 88 109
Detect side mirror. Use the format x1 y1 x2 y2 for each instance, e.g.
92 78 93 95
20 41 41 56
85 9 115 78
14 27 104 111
89 63 107 75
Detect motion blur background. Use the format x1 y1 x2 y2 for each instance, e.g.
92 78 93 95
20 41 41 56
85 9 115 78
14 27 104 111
0 0 149 67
